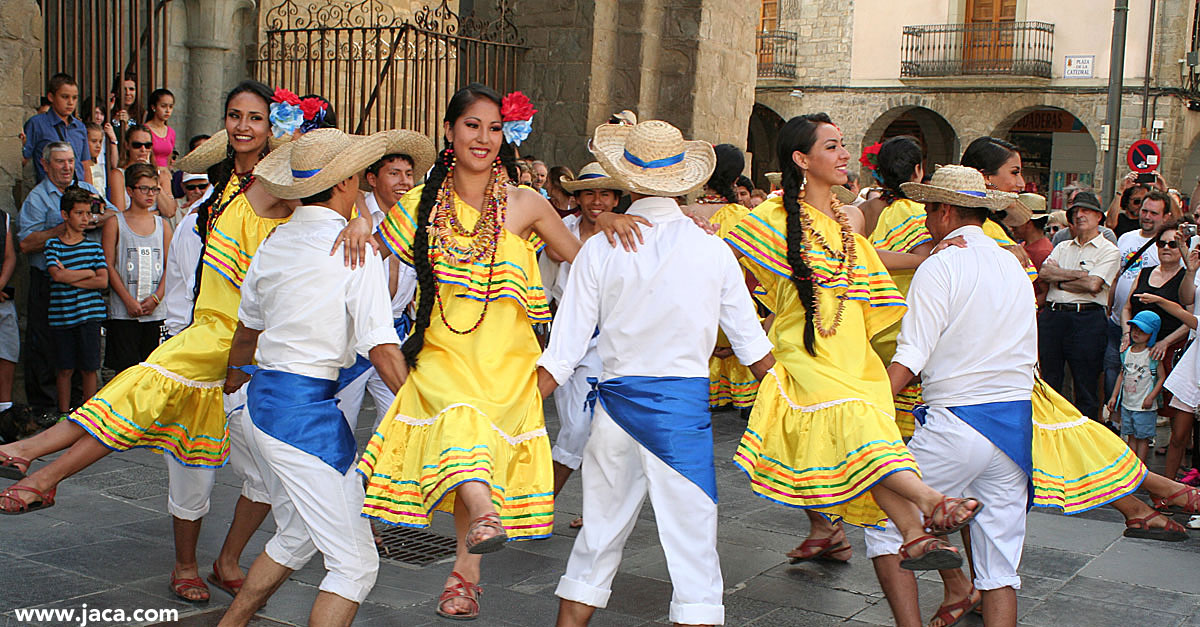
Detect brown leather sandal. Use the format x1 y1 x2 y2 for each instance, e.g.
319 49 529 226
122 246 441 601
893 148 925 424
1154 486 1200 516
169 571 211 604
898 534 963 571
0 452 30 480
927 587 981 627
1124 511 1189 542
436 571 481 621
0 485 55 514
786 536 852 564
925 496 983 536
465 511 508 555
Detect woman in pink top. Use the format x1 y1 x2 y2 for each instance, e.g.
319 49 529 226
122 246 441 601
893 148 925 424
144 88 176 168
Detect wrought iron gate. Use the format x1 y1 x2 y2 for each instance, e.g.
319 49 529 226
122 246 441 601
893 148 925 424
252 0 525 138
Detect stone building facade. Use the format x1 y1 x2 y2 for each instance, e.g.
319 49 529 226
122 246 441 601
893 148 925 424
751 0 1200 208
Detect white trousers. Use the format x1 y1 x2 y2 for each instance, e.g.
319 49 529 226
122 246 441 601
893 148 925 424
164 388 270 520
243 405 379 603
556 407 724 625
551 344 601 469
864 407 1027 591
335 366 396 432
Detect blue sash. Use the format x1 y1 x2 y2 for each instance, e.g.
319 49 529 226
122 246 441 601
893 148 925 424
914 400 1034 508
247 369 356 474
587 375 718 503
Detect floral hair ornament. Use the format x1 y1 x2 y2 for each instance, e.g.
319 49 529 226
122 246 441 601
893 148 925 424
269 88 305 138
859 141 883 184
298 96 330 133
500 91 538 146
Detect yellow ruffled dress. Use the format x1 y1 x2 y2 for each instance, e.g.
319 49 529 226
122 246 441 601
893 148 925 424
359 187 555 540
69 178 288 466
868 198 931 438
724 197 916 528
707 203 761 409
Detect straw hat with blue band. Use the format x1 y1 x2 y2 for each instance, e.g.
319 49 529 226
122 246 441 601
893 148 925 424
560 162 627 193
590 120 716 197
900 164 1018 213
253 128 389 200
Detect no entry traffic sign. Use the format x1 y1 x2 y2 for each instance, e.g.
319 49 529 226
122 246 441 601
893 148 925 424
1128 139 1160 173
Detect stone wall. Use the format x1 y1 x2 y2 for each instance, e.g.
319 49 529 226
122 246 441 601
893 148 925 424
773 0 852 87
0 0 41 214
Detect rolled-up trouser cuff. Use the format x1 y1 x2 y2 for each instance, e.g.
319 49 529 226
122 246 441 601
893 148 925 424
863 524 901 559
165 457 215 521
265 534 317 571
241 481 271 504
556 575 611 609
975 575 1021 591
670 601 725 625
320 567 379 604
551 445 583 470
167 493 211 521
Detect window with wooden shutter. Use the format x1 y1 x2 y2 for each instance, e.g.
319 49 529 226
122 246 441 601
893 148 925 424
964 0 1018 72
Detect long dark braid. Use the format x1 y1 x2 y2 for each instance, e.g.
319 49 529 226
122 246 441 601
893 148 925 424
707 144 745 204
401 144 453 368
778 113 833 356
402 81 510 368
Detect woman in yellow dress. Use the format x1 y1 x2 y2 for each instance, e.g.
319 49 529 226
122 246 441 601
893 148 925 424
726 113 983 572
0 80 307 600
346 84 644 621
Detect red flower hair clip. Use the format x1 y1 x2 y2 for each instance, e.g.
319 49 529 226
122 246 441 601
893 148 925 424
859 142 882 172
273 88 301 106
501 91 537 122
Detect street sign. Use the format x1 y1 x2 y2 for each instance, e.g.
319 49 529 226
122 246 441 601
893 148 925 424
1127 139 1160 173
1064 55 1095 79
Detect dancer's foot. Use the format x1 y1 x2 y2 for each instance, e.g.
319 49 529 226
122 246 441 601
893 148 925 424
0 445 31 480
170 564 210 603
0 476 57 512
786 524 852 563
1154 486 1200 515
465 511 507 554
436 571 481 620
208 560 246 597
927 586 981 627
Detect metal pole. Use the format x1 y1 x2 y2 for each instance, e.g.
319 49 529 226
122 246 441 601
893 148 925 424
1102 0 1129 209
1140 0 1156 134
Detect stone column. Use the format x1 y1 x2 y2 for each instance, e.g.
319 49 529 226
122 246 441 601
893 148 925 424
0 0 42 214
183 0 254 135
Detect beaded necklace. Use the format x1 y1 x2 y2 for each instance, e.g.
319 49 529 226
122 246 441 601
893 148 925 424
428 157 508 335
797 198 856 337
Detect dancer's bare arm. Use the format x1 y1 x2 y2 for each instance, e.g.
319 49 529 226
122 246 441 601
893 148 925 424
225 322 262 394
370 344 408 394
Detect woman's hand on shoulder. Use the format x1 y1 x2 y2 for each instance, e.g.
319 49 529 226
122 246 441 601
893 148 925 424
331 215 379 269
595 212 652 252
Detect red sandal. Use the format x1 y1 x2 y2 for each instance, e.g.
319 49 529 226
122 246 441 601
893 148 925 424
927 587 981 627
0 485 55 514
925 497 983 536
1124 510 1189 542
786 536 852 564
1154 486 1200 516
207 563 245 597
465 511 508 555
436 571 481 621
169 571 211 604
898 534 962 571
0 452 30 480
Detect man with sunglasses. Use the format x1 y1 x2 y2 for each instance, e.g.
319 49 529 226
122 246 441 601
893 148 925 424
1039 191 1123 423
1105 189 1169 403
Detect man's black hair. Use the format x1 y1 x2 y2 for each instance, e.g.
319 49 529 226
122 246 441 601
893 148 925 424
367 153 415 177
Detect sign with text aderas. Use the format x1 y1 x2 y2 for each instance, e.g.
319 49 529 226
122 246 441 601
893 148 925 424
1127 139 1160 174
1064 55 1095 79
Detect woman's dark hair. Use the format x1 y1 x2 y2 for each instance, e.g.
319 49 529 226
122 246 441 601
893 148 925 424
403 82 515 368
190 79 275 300
707 144 745 204
960 136 1019 176
298 94 337 130
110 71 142 122
876 136 923 203
778 112 834 356
144 88 174 123
1157 218 1182 239
546 165 575 202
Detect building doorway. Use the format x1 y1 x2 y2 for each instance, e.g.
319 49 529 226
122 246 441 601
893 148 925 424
999 107 1097 209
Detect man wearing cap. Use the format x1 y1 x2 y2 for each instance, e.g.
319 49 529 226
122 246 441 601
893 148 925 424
1038 191 1122 423
548 162 625 503
218 128 408 627
866 165 1035 627
537 121 775 626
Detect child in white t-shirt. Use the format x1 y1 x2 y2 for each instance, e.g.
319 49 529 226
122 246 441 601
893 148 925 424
1109 310 1166 461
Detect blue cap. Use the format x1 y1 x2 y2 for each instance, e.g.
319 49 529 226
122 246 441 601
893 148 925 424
1128 311 1162 347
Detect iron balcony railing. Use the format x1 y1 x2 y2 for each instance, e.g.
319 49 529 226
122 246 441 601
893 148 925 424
901 21 1054 79
757 29 798 80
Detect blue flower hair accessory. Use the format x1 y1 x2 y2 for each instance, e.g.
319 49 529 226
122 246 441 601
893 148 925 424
269 101 304 139
501 92 537 147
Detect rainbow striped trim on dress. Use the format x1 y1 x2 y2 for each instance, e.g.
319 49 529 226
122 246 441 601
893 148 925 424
202 225 254 289
359 441 554 540
1031 444 1147 515
709 371 759 408
725 211 905 308
873 213 933 253
734 426 917 509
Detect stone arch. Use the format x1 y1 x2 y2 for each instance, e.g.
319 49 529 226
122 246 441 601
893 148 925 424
861 105 959 172
748 102 786 189
991 105 1098 206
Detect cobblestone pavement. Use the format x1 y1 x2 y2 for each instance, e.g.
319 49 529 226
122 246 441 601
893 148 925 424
1 399 1198 626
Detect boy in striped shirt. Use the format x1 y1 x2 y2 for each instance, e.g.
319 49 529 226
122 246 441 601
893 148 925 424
44 187 108 415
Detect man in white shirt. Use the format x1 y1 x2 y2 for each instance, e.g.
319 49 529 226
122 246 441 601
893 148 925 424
1104 191 1166 401
537 121 775 627
865 166 1035 627
1038 191 1122 423
218 128 409 627
334 130 433 429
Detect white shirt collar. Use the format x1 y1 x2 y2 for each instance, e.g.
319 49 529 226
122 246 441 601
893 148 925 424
1072 232 1104 247
291 204 348 225
627 196 686 222
944 224 988 241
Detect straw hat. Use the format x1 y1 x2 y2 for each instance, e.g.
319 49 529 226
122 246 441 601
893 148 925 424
765 172 781 188
611 110 638 126
901 165 1017 212
378 129 437 179
254 128 389 200
175 129 291 174
832 185 857 206
561 162 626 193
1018 193 1048 219
590 120 716 197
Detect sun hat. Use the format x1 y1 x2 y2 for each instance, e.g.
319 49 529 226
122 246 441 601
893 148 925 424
175 129 291 174
1128 310 1162 347
590 120 716 197
1048 210 1068 227
900 164 1018 213
253 128 389 200
611 110 637 126
1066 191 1104 220
1018 193 1048 218
561 162 626 193
181 172 208 185
377 129 437 180
832 185 858 206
